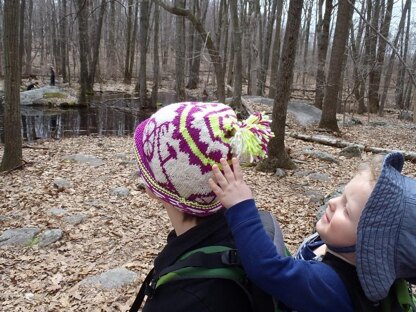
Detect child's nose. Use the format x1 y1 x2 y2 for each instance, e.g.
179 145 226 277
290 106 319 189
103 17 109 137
328 197 339 212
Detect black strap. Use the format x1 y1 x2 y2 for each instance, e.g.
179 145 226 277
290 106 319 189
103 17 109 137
129 268 154 312
157 249 240 277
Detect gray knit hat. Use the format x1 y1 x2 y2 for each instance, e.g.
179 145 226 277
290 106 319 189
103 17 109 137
356 152 416 302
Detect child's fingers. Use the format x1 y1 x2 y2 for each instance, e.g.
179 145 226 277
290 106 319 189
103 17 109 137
231 157 244 181
208 178 223 196
212 164 229 188
220 158 235 183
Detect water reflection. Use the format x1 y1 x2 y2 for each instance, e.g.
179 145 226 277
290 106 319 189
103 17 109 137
0 91 200 143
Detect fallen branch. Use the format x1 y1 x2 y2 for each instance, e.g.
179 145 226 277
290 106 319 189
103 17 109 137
23 144 49 150
287 132 416 162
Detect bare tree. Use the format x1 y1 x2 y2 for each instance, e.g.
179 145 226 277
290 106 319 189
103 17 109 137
268 0 284 98
229 0 242 110
19 0 26 74
319 0 355 131
123 0 134 83
0 0 3 78
1 0 22 171
258 0 304 171
25 0 34 76
314 0 332 109
137 0 150 104
175 0 186 101
151 1 160 109
257 0 278 96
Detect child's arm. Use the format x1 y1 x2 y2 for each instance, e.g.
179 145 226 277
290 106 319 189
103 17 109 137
209 158 353 312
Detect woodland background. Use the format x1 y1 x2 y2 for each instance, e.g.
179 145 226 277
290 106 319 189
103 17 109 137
1 0 416 310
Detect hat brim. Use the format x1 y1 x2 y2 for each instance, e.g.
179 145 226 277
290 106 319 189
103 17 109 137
133 118 223 217
356 152 405 302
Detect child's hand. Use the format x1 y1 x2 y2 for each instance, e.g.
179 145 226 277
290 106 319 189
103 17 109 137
209 157 253 209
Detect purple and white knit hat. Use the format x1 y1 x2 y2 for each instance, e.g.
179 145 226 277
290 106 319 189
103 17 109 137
133 102 273 216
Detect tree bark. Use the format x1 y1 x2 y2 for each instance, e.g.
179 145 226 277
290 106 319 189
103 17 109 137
107 0 116 79
123 0 133 84
257 0 277 96
367 0 381 113
59 0 68 82
174 0 186 101
89 0 106 89
1 0 22 172
0 0 3 78
319 0 354 132
229 0 242 111
24 0 33 76
314 0 332 109
259 0 304 171
151 1 160 110
137 0 150 104
268 0 284 99
19 0 26 75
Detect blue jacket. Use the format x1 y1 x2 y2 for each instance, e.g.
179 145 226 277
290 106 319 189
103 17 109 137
225 199 354 312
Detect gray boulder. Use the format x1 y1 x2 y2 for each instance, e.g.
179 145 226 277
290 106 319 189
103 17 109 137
111 186 130 197
38 229 63 247
303 149 339 164
49 207 67 216
287 100 322 126
53 177 71 190
339 146 362 158
62 154 105 167
0 227 40 247
63 214 87 226
20 86 61 105
79 268 137 289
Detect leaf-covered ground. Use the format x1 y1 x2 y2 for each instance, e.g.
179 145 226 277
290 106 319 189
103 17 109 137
1 107 415 311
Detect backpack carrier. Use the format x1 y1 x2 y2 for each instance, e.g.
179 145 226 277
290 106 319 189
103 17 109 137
129 211 416 312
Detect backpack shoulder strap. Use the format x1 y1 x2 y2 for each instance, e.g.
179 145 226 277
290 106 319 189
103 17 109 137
129 267 154 312
381 279 416 312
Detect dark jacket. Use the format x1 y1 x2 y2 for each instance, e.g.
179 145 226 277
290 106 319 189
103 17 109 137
142 210 252 312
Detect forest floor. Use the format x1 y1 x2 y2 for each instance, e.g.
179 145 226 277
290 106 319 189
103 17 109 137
1 88 416 311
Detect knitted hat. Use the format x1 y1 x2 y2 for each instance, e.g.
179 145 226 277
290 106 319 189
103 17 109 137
133 102 273 216
356 152 416 302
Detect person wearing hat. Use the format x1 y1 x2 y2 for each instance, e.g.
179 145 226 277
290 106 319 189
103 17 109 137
209 153 416 312
131 102 275 312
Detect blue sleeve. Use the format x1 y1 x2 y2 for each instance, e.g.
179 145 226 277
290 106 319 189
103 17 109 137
225 199 353 312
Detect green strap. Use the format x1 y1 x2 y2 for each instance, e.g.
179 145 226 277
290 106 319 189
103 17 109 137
155 245 245 289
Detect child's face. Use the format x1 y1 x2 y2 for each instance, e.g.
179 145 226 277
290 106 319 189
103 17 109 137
316 170 375 252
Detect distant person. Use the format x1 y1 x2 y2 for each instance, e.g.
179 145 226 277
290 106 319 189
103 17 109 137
26 81 39 91
50 67 56 86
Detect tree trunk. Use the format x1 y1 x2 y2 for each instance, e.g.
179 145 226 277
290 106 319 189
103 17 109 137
0 0 3 78
75 0 91 104
88 0 106 89
259 0 304 171
379 0 410 114
314 0 332 109
229 0 242 111
302 1 313 93
129 1 139 79
19 0 26 75
319 0 354 132
151 1 160 110
174 0 186 101
24 0 33 76
257 0 278 96
123 0 133 84
367 0 381 113
268 0 284 99
107 0 116 79
1 0 22 172
370 0 393 115
59 0 68 82
138 0 150 104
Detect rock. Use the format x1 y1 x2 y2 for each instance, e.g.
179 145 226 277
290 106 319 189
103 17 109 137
79 268 137 289
369 121 387 127
308 173 330 182
38 229 63 247
20 86 61 105
53 177 71 190
49 207 67 216
110 187 130 197
293 170 313 177
287 100 322 126
303 149 339 164
63 214 87 225
0 227 40 247
398 110 413 121
304 190 325 205
64 214 85 225
62 154 105 167
275 168 286 178
339 146 362 158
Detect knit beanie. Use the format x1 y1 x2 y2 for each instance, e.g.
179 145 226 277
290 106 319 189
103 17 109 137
133 102 273 217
